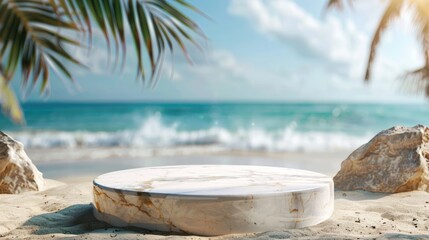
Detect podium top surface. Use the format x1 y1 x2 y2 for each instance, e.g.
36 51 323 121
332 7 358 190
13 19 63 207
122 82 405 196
93 165 333 198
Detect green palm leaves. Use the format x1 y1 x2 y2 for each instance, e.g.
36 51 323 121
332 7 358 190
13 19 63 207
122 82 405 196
327 0 429 95
0 73 23 124
0 0 203 123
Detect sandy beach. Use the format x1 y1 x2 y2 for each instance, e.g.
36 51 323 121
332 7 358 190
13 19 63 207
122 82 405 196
1 149 429 239
2 0 429 237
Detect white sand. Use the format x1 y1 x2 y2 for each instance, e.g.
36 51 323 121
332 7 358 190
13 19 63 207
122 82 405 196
1 179 429 239
1 150 429 239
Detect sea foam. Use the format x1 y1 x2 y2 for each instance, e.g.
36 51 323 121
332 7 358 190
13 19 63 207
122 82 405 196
11 115 371 152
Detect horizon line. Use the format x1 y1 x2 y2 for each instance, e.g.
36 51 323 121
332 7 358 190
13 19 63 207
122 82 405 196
20 99 428 105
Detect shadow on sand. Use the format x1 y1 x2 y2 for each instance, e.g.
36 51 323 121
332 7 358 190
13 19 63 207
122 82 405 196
334 190 388 201
21 204 178 237
23 204 109 235
19 203 429 239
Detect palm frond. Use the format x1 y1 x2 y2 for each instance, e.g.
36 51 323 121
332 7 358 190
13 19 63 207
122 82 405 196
326 0 344 9
0 69 24 124
403 0 429 94
365 0 404 81
0 0 82 95
0 0 205 123
57 0 205 83
402 65 429 96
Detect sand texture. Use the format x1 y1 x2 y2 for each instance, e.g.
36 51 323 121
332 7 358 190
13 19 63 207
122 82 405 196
1 178 429 240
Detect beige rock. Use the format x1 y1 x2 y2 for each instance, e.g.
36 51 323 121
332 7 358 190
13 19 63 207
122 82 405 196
334 125 429 193
0 132 44 194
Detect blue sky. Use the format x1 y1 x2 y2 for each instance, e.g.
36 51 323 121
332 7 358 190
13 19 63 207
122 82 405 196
18 0 427 103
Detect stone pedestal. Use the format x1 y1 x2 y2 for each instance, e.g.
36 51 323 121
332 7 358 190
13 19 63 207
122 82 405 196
93 165 333 235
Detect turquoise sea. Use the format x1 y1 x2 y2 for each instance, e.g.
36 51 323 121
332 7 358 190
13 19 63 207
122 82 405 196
1 102 428 151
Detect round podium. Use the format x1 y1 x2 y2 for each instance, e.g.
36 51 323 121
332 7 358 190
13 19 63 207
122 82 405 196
93 165 333 235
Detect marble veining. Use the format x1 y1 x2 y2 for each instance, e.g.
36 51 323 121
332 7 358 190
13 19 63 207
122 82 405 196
93 165 334 235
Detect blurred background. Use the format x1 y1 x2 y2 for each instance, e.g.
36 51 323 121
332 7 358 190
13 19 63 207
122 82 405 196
2 0 429 179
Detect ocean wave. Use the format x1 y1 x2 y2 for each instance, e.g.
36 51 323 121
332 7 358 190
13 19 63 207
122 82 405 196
10 115 371 152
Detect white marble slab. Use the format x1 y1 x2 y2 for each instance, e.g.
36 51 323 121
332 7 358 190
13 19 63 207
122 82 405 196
93 165 334 235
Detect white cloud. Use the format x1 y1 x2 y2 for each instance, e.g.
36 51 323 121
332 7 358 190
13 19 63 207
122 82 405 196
226 0 426 102
74 46 110 76
185 49 245 80
228 0 370 87
179 49 290 86
229 0 366 70
157 47 408 102
155 48 305 100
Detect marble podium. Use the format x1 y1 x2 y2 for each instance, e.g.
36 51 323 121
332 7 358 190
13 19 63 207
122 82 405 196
93 165 334 235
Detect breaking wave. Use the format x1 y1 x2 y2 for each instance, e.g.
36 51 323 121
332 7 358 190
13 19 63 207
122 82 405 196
10 115 371 152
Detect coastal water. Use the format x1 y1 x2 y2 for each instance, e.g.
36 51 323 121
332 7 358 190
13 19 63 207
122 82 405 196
1 102 428 151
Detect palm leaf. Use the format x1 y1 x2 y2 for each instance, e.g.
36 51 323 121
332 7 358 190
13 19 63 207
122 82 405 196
326 0 429 97
0 0 82 94
0 0 205 123
326 0 345 9
0 70 24 124
403 0 429 95
365 0 404 81
59 0 205 83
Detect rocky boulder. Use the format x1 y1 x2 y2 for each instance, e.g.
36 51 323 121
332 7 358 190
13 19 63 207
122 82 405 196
0 132 44 194
334 125 429 193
